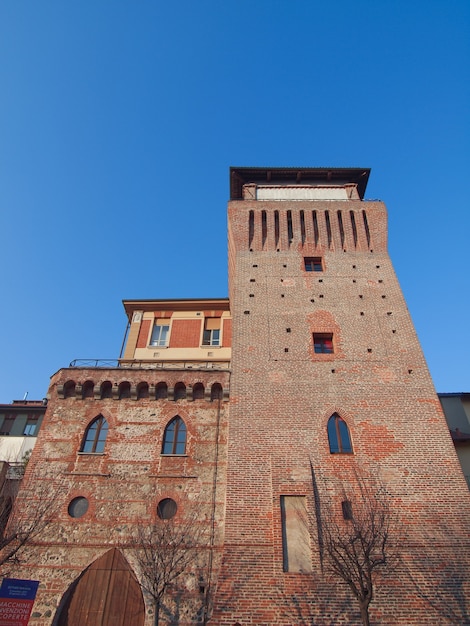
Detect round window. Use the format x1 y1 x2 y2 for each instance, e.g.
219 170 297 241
68 497 89 518
157 498 177 520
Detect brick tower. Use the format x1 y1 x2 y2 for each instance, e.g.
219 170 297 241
211 167 470 625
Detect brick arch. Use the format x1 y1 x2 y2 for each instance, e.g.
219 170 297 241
81 380 94 399
136 381 149 399
118 381 131 399
63 380 76 399
53 548 144 626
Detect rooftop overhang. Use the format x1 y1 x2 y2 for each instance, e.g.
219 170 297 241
230 167 371 200
123 298 230 320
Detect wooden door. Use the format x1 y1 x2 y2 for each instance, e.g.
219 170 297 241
55 548 145 626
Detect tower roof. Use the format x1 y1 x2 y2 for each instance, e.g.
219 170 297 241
230 167 370 200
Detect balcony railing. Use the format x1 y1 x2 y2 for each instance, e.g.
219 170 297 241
69 359 231 371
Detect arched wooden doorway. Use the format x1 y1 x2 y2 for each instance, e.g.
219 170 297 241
54 548 145 626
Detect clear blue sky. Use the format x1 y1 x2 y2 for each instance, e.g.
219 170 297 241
0 1 468 401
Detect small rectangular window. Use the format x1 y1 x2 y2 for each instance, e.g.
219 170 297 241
342 500 353 520
304 257 323 272
23 417 38 436
0 416 15 435
150 320 170 347
313 333 334 354
203 318 221 346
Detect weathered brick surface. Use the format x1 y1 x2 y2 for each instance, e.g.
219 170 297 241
9 174 470 625
210 196 470 624
15 367 229 625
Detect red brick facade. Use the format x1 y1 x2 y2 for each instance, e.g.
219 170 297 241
9 168 470 625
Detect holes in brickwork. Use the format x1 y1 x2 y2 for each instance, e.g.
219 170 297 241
360 312 364 316
352 279 356 283
359 294 363 299
319 294 324 298
283 264 287 268
367 348 372 353
249 294 254 297
331 369 336 373
244 310 250 314
284 348 289 353
252 264 258 268
281 294 285 298
392 329 396 334
387 311 392 316
378 279 383 283
318 279 323 283
376 265 381 269
310 299 315 303
250 278 255 282
286 328 291 333
382 295 386 299
353 265 357 269
408 369 413 374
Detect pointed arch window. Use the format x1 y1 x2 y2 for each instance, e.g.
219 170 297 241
81 415 108 453
327 414 352 454
162 417 186 455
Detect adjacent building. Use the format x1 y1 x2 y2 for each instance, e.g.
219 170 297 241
439 392 470 487
9 168 470 625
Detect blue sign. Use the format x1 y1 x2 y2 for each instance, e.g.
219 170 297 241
0 580 39 602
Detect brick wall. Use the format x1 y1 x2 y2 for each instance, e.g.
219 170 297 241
211 195 470 625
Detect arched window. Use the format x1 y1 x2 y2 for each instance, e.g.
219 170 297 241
100 381 113 399
82 380 94 399
137 382 149 399
81 416 108 453
327 414 352 454
174 382 186 401
155 382 168 400
192 383 205 401
118 382 131 400
64 381 76 399
211 383 223 402
162 417 186 455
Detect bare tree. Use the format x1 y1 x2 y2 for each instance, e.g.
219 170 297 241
319 477 399 626
128 511 209 626
0 462 61 575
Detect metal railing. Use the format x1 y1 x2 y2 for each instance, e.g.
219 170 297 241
69 359 231 371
